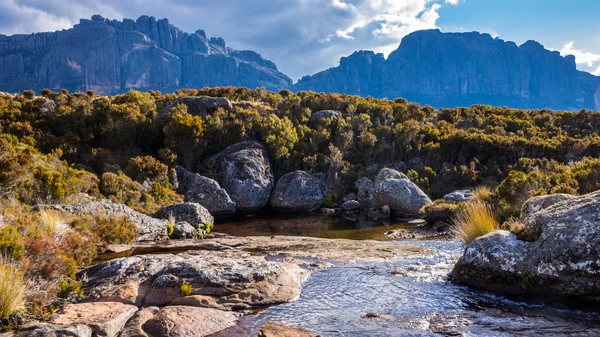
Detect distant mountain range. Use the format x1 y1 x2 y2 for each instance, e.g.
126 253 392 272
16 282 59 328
1 16 599 111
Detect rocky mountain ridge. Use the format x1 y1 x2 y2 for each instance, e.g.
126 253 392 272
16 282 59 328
292 29 600 111
0 15 292 95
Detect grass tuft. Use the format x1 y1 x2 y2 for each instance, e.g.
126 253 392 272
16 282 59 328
452 200 499 244
0 258 25 319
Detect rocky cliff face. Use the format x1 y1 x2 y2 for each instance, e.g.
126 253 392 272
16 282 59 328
0 15 292 95
293 29 600 111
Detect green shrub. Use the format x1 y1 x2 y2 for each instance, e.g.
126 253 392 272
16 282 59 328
419 200 463 225
180 281 192 296
0 226 24 260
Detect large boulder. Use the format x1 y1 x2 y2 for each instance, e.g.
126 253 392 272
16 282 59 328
81 249 308 309
203 141 274 213
520 193 577 218
159 202 214 229
142 306 237 337
158 96 233 119
176 166 236 218
443 190 473 204
355 177 375 208
451 192 600 298
270 171 327 212
42 200 169 242
371 169 431 215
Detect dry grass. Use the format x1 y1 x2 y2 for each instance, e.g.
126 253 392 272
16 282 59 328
0 258 25 319
453 200 499 244
471 186 494 203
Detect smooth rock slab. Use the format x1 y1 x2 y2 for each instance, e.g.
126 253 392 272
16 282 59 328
49 302 138 337
258 322 321 337
143 306 238 337
1 323 92 337
120 307 160 337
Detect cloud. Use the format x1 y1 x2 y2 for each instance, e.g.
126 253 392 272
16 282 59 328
0 0 459 80
560 41 600 75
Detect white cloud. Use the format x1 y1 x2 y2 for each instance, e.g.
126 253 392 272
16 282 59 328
445 0 460 5
559 41 600 75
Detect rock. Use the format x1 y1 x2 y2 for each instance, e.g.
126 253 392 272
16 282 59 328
81 249 308 309
381 205 391 218
319 208 335 215
355 177 375 208
176 166 236 218
42 200 168 242
49 302 138 337
203 141 274 213
0 16 292 95
307 110 342 127
341 200 361 211
159 202 214 229
270 171 327 212
143 306 237 337
520 193 577 218
1 323 92 337
159 96 233 119
258 322 321 337
171 221 198 239
451 191 600 298
343 193 356 202
38 99 58 115
443 190 473 204
120 307 159 337
371 169 432 215
433 221 450 232
291 29 600 111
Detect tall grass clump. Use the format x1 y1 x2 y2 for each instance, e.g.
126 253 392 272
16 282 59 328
0 259 25 319
453 200 499 244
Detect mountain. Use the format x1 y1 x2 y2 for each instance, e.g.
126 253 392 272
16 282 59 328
0 15 292 95
292 29 600 111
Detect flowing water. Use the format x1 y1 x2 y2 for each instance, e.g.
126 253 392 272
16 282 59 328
210 215 600 336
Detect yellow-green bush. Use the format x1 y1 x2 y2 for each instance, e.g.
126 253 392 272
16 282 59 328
453 201 500 244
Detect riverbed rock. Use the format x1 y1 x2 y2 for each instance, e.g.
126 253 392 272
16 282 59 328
176 166 236 218
120 306 160 337
258 322 321 337
270 171 327 212
49 302 138 337
142 306 238 337
203 141 274 213
520 193 577 218
82 249 308 309
443 190 473 204
2 323 92 337
451 191 600 298
42 200 168 242
159 202 214 229
171 221 198 239
372 169 432 215
159 96 233 120
355 177 375 208
341 200 361 212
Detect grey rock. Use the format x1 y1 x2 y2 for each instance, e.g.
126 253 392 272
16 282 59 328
520 193 577 219
171 221 198 240
319 208 336 215
452 191 600 298
371 169 432 215
292 29 600 111
38 99 58 115
42 200 168 242
343 193 357 202
176 166 236 218
2 323 92 337
355 177 375 208
158 96 233 120
307 110 342 127
443 190 473 204
341 200 361 211
159 202 213 228
0 16 291 95
270 170 327 212
203 141 274 213
381 205 391 218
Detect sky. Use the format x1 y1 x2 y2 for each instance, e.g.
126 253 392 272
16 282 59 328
1 0 599 81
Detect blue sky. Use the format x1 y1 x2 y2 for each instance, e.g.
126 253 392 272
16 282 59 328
1 0 599 80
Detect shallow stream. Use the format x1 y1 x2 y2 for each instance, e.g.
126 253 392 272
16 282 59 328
206 216 600 336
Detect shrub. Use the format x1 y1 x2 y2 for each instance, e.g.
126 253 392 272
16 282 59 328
72 214 138 246
419 200 463 225
471 186 494 203
0 226 24 260
0 259 25 319
180 281 192 296
452 201 499 244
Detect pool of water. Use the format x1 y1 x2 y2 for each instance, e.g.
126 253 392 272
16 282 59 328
210 214 600 337
212 239 600 336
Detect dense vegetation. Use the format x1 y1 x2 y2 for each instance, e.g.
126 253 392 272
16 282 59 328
0 86 600 323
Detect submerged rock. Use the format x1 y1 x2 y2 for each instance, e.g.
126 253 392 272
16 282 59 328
258 322 321 337
203 141 274 213
43 200 168 242
270 170 327 212
452 191 600 298
443 190 473 204
371 169 431 215
176 166 236 218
